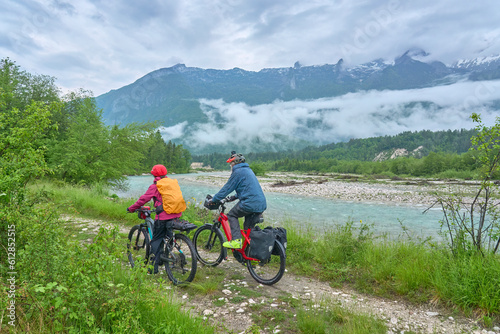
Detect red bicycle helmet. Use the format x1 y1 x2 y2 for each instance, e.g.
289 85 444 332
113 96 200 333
150 164 167 177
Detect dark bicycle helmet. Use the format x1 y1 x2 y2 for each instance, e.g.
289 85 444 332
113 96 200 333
226 152 245 164
204 194 220 210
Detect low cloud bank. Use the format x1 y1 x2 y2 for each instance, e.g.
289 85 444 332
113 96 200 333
160 79 500 151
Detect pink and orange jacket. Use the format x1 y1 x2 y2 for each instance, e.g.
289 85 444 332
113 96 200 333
127 176 182 220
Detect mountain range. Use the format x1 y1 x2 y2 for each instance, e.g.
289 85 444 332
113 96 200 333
96 49 500 154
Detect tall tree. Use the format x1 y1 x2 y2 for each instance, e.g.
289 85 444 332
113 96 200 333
47 90 152 185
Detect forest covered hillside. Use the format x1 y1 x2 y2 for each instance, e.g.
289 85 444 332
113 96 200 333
193 128 477 170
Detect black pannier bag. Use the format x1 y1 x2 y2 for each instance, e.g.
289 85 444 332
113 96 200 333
264 226 287 255
273 227 287 255
247 226 275 261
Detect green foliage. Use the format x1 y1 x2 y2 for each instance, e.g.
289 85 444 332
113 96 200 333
432 252 500 314
249 162 267 176
0 57 60 111
435 114 500 255
279 218 500 313
0 67 61 260
141 130 191 173
296 300 387 334
193 128 477 171
192 129 488 180
46 89 152 185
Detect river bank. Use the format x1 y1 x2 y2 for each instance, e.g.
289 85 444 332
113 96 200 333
193 171 488 206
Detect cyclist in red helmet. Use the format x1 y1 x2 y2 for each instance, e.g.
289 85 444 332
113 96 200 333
210 152 267 249
127 164 182 273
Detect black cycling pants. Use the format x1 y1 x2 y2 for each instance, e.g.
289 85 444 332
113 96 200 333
150 219 173 273
227 202 262 240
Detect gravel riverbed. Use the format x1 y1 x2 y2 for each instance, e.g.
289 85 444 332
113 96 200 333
194 171 489 206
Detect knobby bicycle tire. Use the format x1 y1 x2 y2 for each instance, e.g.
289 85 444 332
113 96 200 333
127 225 151 268
246 240 286 285
193 224 225 266
164 233 197 285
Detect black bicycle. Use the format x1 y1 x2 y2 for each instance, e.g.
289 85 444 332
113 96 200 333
127 206 198 285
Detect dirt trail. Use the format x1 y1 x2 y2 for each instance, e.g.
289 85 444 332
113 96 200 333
61 215 499 334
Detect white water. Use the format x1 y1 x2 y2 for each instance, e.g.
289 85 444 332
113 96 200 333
114 173 445 239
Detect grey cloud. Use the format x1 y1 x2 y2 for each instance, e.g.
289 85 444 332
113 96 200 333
51 1 76 15
178 80 500 149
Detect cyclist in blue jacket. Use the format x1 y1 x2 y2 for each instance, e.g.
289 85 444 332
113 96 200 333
211 152 267 249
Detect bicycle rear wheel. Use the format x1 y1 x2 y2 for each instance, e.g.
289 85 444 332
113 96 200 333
127 225 150 268
193 224 225 266
164 233 197 285
246 240 286 285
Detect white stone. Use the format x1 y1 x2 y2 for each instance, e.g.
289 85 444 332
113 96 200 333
203 309 214 316
248 299 256 304
390 317 398 325
270 303 278 307
240 302 248 307
182 295 188 299
236 308 244 313
425 312 439 317
222 289 232 295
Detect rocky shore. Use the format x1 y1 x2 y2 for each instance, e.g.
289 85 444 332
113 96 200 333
194 171 487 207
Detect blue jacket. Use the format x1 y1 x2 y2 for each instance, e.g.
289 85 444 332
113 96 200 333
213 163 267 213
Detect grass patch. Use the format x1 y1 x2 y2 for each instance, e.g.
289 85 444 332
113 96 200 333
252 309 290 331
296 300 387 334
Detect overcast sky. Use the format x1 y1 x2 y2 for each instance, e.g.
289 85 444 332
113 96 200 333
1 0 500 96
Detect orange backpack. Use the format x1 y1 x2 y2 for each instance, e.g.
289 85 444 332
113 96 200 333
155 178 187 214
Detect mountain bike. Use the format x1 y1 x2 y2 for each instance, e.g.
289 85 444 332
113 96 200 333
127 206 198 285
192 196 286 285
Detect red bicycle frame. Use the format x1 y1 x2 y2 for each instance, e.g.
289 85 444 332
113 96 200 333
218 212 259 261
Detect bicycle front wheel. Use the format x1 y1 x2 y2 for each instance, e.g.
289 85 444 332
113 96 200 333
246 240 286 285
127 225 150 268
164 233 197 285
193 224 225 266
